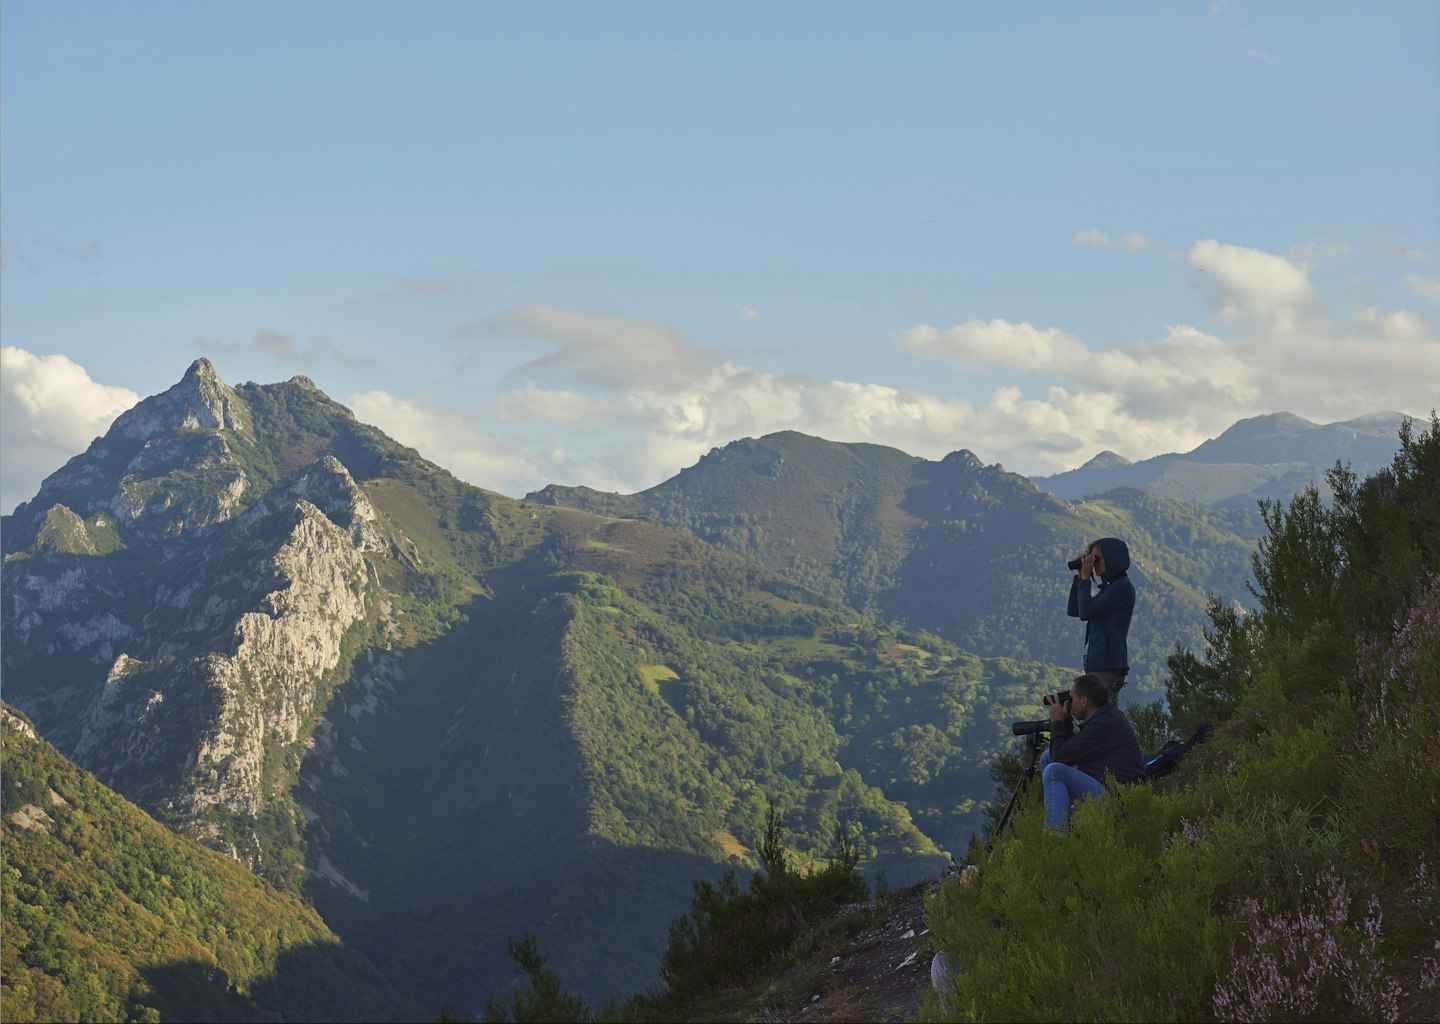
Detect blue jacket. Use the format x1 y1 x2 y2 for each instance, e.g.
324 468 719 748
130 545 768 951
1048 702 1146 784
1067 537 1135 673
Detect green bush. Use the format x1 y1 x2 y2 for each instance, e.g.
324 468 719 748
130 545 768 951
925 785 1228 1023
659 805 867 997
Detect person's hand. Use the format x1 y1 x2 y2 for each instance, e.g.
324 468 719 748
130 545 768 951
1078 551 1094 580
1047 695 1070 722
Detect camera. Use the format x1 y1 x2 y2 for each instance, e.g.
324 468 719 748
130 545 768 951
1012 719 1051 736
1042 690 1072 707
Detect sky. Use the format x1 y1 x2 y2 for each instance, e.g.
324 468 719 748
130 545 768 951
3 1 1438 514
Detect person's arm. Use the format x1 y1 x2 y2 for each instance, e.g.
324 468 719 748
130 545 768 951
1046 698 1076 756
1067 575 1083 618
1048 711 1116 767
1073 578 1132 621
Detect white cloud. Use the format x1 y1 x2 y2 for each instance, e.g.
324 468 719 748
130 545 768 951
898 320 1088 372
1 347 140 514
737 305 760 320
10 232 1429 514
1239 42 1278 64
450 242 1434 492
1206 1 1280 64
890 243 1436 472
1188 238 1315 329
346 389 573 496
1074 228 1112 248
1405 274 1440 303
495 382 616 425
1074 228 1153 251
1356 306 1433 343
1369 241 1427 261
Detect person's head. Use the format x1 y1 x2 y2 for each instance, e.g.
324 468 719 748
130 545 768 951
1087 537 1131 580
1070 673 1110 720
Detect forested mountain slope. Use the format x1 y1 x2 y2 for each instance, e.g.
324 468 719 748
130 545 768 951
529 432 1261 696
1 703 420 1023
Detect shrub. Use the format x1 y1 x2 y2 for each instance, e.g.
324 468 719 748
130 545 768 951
482 936 592 1024
1212 867 1436 1023
660 805 866 997
1342 571 1440 883
925 786 1229 1023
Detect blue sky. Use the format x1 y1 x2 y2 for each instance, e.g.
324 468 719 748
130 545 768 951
3 1 1438 512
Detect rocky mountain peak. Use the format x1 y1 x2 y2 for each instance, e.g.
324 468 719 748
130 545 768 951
110 358 249 443
240 455 381 550
940 449 985 470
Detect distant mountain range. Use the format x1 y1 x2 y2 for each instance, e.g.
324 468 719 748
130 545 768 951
1033 411 1410 507
1 361 1411 1014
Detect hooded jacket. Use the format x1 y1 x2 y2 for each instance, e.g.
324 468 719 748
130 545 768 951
1067 537 1134 673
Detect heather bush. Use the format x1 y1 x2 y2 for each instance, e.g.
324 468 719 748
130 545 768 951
1212 866 1437 1023
1342 572 1440 880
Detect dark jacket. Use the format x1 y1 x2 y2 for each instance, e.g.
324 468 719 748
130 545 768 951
1048 703 1145 785
1068 537 1135 673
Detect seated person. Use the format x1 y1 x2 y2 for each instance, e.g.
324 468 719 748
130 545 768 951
1040 673 1145 830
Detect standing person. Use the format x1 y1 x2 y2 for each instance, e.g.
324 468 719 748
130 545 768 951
1040 673 1145 831
1067 537 1134 699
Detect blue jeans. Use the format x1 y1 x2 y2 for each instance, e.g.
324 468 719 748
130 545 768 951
1040 750 1104 831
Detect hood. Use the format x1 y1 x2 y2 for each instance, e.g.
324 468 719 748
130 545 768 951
1094 537 1131 582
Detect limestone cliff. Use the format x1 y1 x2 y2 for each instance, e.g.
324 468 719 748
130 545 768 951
1 363 391 878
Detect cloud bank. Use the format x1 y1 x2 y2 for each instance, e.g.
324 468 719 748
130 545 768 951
1 347 140 513
3 238 1434 507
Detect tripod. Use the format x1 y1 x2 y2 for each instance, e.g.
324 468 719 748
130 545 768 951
985 729 1049 850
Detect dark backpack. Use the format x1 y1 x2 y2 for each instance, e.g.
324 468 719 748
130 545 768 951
1143 722 1215 780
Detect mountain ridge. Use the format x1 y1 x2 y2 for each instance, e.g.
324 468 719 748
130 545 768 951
528 428 1261 691
1033 410 1411 506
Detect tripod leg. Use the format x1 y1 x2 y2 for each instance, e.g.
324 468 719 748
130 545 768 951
985 734 1047 850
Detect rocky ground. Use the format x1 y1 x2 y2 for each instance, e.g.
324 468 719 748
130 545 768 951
737 878 945 1024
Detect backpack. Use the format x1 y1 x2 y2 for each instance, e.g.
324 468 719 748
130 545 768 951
1143 722 1215 780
